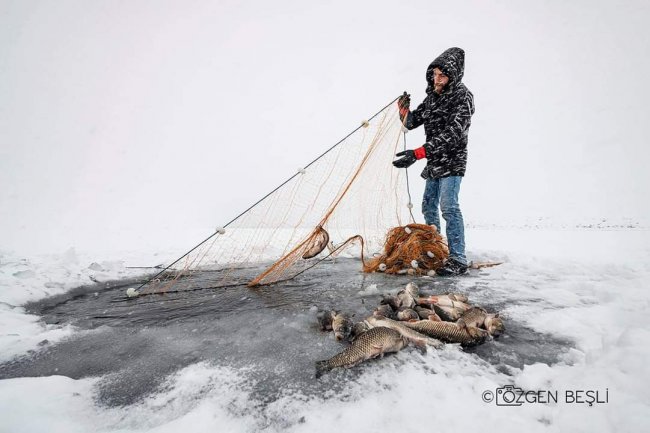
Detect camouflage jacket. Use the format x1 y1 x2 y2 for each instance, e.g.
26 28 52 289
405 47 475 179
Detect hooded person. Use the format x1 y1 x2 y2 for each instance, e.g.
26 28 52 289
393 47 475 276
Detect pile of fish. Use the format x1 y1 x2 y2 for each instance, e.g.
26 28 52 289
315 282 504 378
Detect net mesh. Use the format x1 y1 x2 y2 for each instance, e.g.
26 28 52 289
140 101 418 293
363 223 449 275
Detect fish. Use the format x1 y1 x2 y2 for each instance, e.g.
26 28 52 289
350 320 371 340
396 307 419 321
457 308 505 336
317 310 336 331
415 306 442 321
431 304 463 321
302 226 330 259
332 312 353 341
373 304 396 319
418 295 471 312
366 316 444 350
403 319 489 346
458 307 488 328
405 282 420 297
315 326 406 378
448 292 469 303
396 282 419 309
380 294 401 310
427 304 456 321
484 314 505 337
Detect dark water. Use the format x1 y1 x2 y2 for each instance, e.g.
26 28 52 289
0 258 572 408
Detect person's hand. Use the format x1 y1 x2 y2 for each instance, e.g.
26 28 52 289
392 146 427 168
398 92 410 109
398 92 410 119
392 150 417 168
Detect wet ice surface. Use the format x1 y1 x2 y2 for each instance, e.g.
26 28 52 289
0 258 572 409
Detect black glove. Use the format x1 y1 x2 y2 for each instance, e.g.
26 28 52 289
392 150 417 168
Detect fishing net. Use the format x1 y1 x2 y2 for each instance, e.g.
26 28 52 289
363 223 449 275
137 97 420 294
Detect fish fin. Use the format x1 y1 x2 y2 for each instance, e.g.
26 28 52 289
428 314 442 322
466 325 487 340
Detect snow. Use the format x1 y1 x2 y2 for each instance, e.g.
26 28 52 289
357 283 378 296
1 228 649 432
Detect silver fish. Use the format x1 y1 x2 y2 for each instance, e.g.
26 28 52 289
315 326 406 378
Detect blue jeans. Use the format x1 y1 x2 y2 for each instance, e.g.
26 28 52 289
422 176 467 265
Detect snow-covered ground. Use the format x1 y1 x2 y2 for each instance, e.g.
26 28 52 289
1 227 649 432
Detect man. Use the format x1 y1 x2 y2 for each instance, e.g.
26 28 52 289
393 47 475 276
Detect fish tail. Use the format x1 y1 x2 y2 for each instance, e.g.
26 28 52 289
411 338 428 354
315 360 331 379
426 337 444 349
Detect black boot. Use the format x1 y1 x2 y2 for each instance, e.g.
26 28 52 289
436 258 468 276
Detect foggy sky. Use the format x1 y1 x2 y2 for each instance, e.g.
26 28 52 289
1 0 649 254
